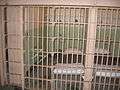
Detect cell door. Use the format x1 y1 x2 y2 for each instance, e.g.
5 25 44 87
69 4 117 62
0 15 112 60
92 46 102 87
23 6 120 90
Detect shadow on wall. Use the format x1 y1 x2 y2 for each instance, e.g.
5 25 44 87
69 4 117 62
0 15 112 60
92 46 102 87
0 85 24 90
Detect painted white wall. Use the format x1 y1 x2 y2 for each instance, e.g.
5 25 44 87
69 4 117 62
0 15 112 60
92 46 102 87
7 6 23 86
0 6 3 85
0 5 23 86
0 0 7 5
6 0 120 7
0 7 2 65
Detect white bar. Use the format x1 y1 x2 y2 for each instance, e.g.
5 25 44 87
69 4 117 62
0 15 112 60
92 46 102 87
57 7 61 90
32 6 35 90
36 6 39 90
21 6 24 90
79 8 83 90
27 7 30 89
62 7 68 90
42 6 44 90
51 6 55 90
46 6 49 90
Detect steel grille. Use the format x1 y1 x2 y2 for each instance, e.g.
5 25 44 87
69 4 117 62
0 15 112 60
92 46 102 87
0 5 120 90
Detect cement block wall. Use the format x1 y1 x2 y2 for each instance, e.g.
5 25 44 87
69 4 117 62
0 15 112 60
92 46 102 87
6 0 120 7
1 6 21 85
6 6 23 86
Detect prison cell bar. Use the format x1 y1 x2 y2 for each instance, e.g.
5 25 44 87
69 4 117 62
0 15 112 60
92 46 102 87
0 5 119 90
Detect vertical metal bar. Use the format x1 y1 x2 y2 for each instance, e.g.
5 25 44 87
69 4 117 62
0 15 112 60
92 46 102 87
62 7 65 90
55 7 57 90
64 8 68 90
27 6 30 89
67 7 71 90
69 7 72 90
64 7 70 90
71 8 75 90
83 7 97 90
51 6 55 90
113 9 119 90
46 6 49 90
32 6 35 90
36 6 39 90
61 7 66 89
78 8 82 90
42 6 44 90
82 8 86 65
56 7 60 90
74 8 77 90
58 7 62 90
21 6 24 90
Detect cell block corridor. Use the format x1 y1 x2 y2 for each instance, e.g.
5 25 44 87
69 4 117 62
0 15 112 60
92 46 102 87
0 5 120 90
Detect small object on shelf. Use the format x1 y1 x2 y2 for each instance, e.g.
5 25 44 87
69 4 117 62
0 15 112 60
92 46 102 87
95 48 110 55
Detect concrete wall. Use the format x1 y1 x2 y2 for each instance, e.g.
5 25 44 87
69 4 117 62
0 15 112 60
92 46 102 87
7 6 23 86
0 6 23 86
0 6 4 85
6 0 120 7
